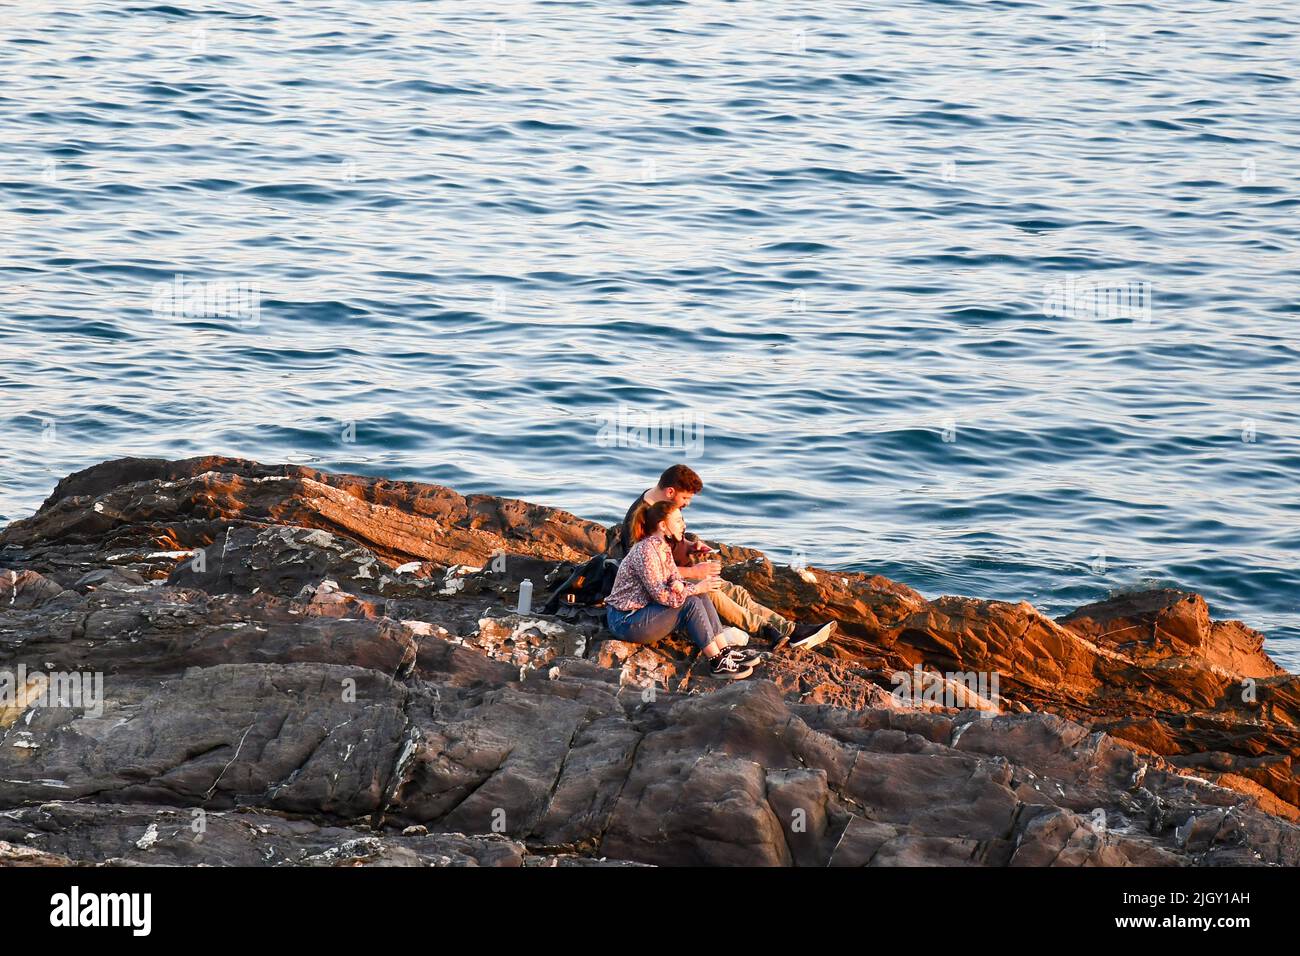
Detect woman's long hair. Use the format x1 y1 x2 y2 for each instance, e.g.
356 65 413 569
635 500 679 543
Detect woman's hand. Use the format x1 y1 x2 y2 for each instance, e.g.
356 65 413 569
697 574 723 592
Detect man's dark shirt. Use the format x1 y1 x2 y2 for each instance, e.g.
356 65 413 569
607 489 701 561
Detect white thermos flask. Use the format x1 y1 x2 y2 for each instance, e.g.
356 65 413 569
517 578 533 614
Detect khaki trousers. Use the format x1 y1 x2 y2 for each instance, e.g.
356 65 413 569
707 580 792 641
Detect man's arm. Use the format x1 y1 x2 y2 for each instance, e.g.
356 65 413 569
672 532 713 567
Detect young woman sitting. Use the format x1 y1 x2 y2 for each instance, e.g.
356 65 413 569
604 500 761 680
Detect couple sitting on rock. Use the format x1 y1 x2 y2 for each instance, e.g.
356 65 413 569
604 464 836 680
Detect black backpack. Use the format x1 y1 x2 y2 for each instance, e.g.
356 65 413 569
541 553 620 614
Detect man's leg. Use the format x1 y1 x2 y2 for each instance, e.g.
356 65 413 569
708 580 793 639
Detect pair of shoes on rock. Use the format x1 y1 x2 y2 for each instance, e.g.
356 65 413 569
707 627 765 679
708 646 763 680
761 620 837 652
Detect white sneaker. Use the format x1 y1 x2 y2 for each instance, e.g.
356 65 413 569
716 626 750 648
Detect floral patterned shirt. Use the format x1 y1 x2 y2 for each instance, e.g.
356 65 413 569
606 533 710 612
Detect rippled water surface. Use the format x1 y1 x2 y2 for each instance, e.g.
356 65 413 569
2 2 1297 665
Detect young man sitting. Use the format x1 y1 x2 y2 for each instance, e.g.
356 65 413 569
605 500 760 680
608 464 835 651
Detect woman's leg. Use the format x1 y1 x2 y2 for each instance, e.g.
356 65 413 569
607 603 686 645
678 594 727 656
609 597 727 658
700 593 723 632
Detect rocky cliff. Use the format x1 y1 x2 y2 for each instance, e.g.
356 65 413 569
1 456 1297 866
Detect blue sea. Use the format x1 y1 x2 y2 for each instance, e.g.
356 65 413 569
1 2 1297 666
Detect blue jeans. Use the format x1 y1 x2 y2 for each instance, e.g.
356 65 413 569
606 595 722 651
